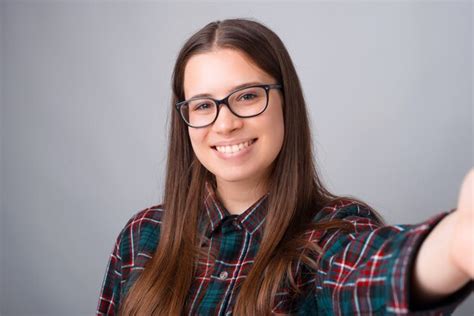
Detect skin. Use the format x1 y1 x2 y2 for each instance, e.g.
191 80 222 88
182 47 474 305
183 48 284 214
412 169 473 304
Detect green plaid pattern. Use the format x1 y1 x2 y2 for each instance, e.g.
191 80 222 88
97 183 472 315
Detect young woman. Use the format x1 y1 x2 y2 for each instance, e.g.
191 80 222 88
96 18 473 315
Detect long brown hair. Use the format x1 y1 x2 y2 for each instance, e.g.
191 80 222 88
119 18 381 315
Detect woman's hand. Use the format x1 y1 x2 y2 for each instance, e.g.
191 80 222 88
450 169 474 278
411 168 473 304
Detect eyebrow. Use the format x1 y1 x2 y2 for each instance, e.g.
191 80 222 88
188 81 264 100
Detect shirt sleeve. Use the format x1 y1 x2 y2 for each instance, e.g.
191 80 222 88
301 202 472 315
96 227 125 315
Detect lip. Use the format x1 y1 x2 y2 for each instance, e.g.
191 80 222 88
211 138 258 160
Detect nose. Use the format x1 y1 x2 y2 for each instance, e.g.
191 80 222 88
211 104 243 134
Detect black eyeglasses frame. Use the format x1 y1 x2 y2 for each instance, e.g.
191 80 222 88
175 83 283 128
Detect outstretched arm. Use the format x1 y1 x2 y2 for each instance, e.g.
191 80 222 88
300 175 473 315
411 169 473 306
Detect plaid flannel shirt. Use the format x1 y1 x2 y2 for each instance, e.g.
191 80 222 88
97 183 471 315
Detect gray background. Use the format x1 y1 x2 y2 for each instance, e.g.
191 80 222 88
1 0 472 315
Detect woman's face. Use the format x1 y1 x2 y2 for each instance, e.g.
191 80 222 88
183 48 285 189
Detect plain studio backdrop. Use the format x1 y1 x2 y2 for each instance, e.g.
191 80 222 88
0 1 472 315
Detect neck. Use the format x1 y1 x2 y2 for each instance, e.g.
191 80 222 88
216 177 268 215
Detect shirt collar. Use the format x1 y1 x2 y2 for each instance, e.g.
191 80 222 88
202 181 268 239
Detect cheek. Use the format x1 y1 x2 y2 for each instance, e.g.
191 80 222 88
188 129 208 157
256 105 285 163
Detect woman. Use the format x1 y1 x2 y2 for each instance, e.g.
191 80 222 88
96 18 473 315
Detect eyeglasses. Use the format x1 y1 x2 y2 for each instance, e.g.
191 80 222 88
175 83 282 128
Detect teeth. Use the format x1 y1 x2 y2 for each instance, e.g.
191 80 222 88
215 140 254 154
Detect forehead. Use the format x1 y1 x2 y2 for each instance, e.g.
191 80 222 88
183 48 274 100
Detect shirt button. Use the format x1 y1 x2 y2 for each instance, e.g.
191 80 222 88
232 221 242 230
218 271 228 280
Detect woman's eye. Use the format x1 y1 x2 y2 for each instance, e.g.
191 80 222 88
194 102 212 111
239 93 257 101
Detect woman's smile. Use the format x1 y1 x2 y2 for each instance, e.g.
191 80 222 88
212 138 258 159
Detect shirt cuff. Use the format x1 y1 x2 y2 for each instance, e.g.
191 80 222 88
388 209 473 315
